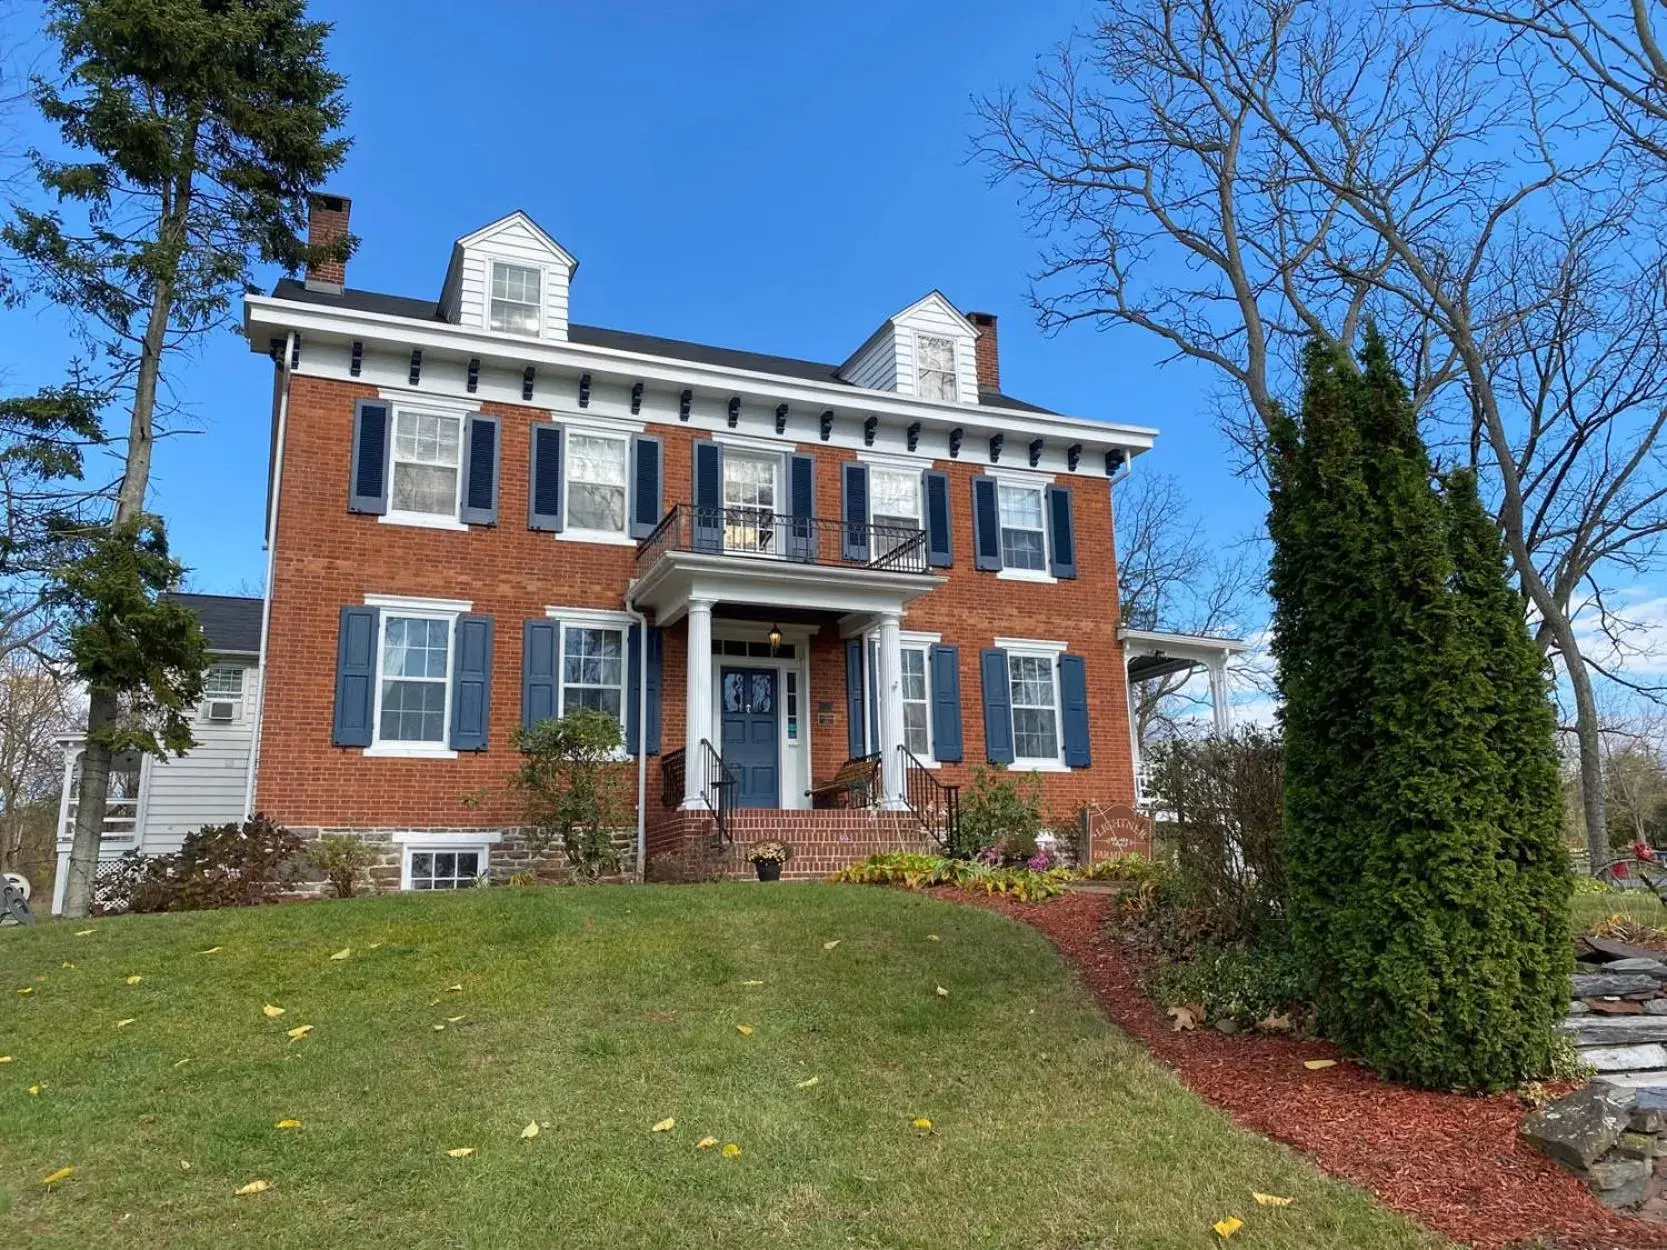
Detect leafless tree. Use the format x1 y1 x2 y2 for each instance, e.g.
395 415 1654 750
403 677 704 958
975 0 1667 873
1116 472 1257 741
0 649 78 883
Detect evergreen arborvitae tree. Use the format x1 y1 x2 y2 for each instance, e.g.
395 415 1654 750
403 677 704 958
1269 329 1571 1090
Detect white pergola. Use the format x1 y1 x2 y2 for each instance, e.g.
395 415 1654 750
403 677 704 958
1119 627 1250 801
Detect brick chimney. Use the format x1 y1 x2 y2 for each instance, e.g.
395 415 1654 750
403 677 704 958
968 311 999 391
304 192 351 293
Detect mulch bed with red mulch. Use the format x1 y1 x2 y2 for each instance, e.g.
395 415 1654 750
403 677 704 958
949 888 1667 1250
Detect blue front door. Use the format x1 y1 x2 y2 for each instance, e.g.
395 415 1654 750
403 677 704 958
720 667 779 808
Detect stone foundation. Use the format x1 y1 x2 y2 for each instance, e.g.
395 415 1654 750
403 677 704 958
286 826 638 896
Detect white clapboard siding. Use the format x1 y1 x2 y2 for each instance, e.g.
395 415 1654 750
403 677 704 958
453 215 573 341
893 295 979 403
842 330 898 391
137 666 261 856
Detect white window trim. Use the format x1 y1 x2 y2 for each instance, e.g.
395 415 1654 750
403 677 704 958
365 599 466 759
200 663 247 724
1002 640 1068 771
914 331 959 401
867 463 925 529
721 449 782 556
381 402 469 530
857 450 933 469
561 426 632 544
400 840 493 891
991 475 1052 579
713 431 785 455
487 259 545 339
998 568 1058 585
544 606 633 757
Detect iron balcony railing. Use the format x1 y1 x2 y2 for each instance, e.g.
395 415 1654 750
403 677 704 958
638 504 930 575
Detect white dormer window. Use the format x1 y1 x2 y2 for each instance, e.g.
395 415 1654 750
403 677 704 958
916 334 958 401
490 261 542 335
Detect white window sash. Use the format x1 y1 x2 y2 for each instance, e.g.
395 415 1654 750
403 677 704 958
563 431 630 537
401 842 491 891
387 406 465 523
371 611 456 750
557 623 628 729
1006 650 1063 763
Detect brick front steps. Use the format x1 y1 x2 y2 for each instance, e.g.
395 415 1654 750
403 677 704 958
645 808 930 881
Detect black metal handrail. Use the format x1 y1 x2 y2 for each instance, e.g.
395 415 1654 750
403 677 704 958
701 738 737 844
637 504 930 575
899 747 962 856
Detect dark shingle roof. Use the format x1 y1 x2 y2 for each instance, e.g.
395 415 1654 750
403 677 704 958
268 278 1057 415
167 593 263 655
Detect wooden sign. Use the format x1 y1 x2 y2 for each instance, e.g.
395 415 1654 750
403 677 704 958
1082 801 1152 862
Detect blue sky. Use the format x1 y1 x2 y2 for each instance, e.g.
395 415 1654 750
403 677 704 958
0 0 1260 597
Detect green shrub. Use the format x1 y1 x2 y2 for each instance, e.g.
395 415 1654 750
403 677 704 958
1147 930 1313 1029
509 710 630 882
959 767 1044 859
96 815 304 913
307 835 378 899
1572 875 1612 896
828 852 1069 902
1075 853 1168 885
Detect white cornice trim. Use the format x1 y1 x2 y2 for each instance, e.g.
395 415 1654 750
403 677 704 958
245 295 1157 461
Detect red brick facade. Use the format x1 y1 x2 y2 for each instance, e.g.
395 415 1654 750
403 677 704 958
256 373 1138 857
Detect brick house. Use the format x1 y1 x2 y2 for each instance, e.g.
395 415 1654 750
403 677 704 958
227 197 1236 887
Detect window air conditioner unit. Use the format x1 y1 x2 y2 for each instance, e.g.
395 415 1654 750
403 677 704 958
206 700 237 723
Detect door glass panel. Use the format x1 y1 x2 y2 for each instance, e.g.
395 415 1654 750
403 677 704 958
723 672 746 712
750 673 774 714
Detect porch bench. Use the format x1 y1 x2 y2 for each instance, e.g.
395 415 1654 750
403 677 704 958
807 753 881 809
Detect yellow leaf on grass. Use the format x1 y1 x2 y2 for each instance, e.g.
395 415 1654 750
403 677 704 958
114 1018 135 1029
75 929 94 937
911 1117 932 1131
822 940 840 950
41 1166 74 1186
445 984 463 992
329 948 351 962
696 1136 718 1150
650 1117 676 1133
721 1143 741 1158
935 986 949 998
445 1147 474 1158
520 1122 539 1140
28 1084 42 1095
1213 1216 1244 1239
16 986 33 996
0 1055 11 1063
926 934 940 941
234 1179 270 1196
125 975 142 985
262 1004 286 1019
367 941 383 949
61 962 74 969
1302 1059 1337 1071
446 1015 465 1023
197 947 223 955
740 979 764 987
432 1024 446 1032
1252 1192 1294 1207
275 1119 301 1130
795 1076 820 1089
173 1058 193 1068
1168 1004 1203 1031
736 1025 754 1035
286 1024 313 1041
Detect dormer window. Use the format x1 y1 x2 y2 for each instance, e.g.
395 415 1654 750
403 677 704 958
490 261 542 335
916 334 958 401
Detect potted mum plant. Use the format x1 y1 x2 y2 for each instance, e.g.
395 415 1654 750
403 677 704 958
747 840 792 882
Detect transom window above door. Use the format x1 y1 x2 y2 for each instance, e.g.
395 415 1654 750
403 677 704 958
390 409 463 518
566 433 628 534
489 262 541 335
723 452 778 553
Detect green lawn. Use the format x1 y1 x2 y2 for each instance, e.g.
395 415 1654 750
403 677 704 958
1 885 1441 1249
1572 886 1667 934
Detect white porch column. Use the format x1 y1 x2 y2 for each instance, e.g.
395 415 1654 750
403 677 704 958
1127 666 1144 803
1207 654 1232 737
683 598 714 808
875 611 907 808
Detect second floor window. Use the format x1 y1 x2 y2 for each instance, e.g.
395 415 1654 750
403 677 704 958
997 482 1047 571
378 615 451 743
917 335 957 401
723 453 777 553
391 409 462 518
870 467 922 561
490 262 541 335
566 433 628 534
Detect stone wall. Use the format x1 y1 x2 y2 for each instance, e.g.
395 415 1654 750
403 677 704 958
286 826 638 897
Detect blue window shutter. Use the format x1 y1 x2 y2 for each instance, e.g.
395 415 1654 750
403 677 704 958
979 647 1014 764
630 436 663 539
625 623 644 754
1059 653 1091 767
332 606 379 746
522 619 559 729
461 414 500 525
529 424 564 531
1047 485 1077 579
972 477 1003 571
928 644 963 762
842 462 870 561
788 453 815 561
645 625 663 754
924 470 952 567
693 440 724 552
845 637 865 758
348 400 389 514
449 615 494 751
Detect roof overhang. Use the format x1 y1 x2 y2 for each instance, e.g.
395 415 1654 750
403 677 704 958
244 294 1157 467
631 550 945 627
1119 627 1248 683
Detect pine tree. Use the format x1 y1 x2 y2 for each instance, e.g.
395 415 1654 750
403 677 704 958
1270 329 1571 1090
3 0 351 916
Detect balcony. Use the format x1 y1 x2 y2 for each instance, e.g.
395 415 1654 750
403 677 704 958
632 504 943 624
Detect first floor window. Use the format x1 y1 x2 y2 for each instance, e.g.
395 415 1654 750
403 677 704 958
490 261 542 335
391 408 462 517
917 334 958 401
407 847 484 890
379 615 451 743
561 624 625 726
64 749 142 841
997 482 1047 571
566 432 628 533
901 647 931 757
1009 653 1060 761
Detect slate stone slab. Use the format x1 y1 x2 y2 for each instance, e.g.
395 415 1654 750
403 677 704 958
1588 999 1646 1015
1604 957 1667 977
1585 937 1667 962
1646 1001 1667 1016
1593 1070 1667 1091
1569 1000 1592 1015
1586 1157 1650 1208
1573 973 1662 997
1583 1044 1667 1072
1523 1085 1635 1168
1565 1017 1667 1046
